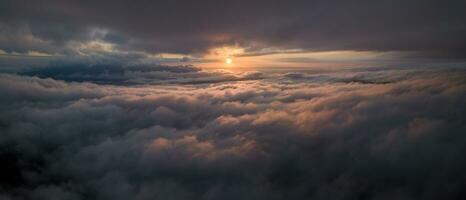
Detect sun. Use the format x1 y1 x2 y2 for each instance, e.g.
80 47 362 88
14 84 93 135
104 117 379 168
226 58 233 64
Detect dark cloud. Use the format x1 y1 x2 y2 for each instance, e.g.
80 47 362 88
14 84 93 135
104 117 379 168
20 64 201 84
19 64 265 85
1 0 466 58
1 68 466 199
2 1 466 198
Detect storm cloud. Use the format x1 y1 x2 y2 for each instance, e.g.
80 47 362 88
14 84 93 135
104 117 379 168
1 0 466 58
1 67 466 199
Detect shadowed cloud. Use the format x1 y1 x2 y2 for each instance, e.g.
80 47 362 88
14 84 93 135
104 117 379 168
0 68 465 199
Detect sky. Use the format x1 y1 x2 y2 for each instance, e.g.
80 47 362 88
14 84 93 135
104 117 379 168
1 1 466 200
1 0 466 70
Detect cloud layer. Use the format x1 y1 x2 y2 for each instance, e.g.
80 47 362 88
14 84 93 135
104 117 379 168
1 68 466 199
1 0 466 58
19 64 265 85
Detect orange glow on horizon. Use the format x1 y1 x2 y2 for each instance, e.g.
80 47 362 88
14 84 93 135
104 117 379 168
195 48 399 70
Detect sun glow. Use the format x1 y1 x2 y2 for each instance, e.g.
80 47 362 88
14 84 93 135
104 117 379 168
226 58 233 64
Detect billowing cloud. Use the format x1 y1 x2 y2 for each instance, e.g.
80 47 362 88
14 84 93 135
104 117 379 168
1 67 465 199
2 1 466 198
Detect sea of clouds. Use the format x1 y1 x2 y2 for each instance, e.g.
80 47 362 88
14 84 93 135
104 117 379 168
1 66 465 200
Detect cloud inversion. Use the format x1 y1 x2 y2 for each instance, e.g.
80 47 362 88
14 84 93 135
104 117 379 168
1 68 465 199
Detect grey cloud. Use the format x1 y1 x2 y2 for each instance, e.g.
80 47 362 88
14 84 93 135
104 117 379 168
19 64 265 85
1 68 466 199
1 0 466 58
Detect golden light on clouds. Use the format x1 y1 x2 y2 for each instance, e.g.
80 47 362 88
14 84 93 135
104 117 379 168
196 46 401 70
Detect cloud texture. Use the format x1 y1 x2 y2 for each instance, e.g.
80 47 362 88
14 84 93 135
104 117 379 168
1 0 466 57
1 67 466 199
